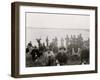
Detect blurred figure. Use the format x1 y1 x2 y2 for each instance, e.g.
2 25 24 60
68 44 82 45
56 48 68 65
45 48 56 66
26 41 33 54
81 49 89 64
30 46 38 62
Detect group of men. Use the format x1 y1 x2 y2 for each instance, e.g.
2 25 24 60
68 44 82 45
26 34 89 67
26 40 68 66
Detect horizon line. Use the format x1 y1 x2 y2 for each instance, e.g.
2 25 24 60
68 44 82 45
26 26 89 30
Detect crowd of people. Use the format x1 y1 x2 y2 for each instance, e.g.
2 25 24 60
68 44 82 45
26 34 89 67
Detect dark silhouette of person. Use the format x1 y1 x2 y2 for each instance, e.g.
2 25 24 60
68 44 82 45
31 46 38 62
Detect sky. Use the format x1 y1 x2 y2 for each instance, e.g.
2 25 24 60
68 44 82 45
26 12 90 29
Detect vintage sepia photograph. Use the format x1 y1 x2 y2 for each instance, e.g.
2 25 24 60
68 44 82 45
26 12 90 67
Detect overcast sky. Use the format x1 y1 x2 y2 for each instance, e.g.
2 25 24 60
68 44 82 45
26 12 90 29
